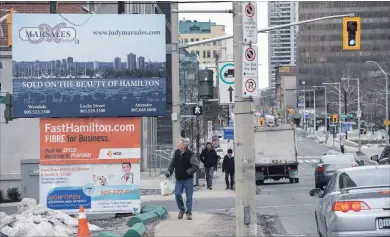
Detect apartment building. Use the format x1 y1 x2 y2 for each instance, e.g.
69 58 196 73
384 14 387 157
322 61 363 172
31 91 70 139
268 1 298 91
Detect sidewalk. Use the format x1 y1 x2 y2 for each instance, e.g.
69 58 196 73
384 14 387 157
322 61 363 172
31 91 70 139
153 211 237 236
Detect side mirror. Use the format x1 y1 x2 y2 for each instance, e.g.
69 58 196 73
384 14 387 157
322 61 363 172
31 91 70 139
309 188 322 197
359 160 365 166
370 155 379 161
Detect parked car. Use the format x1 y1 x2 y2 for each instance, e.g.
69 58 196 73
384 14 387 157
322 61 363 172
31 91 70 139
370 145 390 165
309 165 390 237
323 150 341 155
313 154 364 190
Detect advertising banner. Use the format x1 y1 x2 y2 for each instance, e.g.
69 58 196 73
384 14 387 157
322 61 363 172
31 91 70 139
39 117 141 214
12 14 166 118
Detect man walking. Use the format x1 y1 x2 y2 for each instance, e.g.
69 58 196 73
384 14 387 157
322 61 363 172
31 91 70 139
200 142 218 190
222 149 235 190
166 139 199 220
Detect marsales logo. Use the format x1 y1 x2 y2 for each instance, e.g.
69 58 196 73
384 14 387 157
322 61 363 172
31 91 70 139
19 23 77 44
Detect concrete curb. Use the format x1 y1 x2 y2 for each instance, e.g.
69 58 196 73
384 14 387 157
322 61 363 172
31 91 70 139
97 205 168 237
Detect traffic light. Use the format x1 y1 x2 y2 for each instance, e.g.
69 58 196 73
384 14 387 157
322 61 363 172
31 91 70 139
4 93 14 123
343 17 361 50
198 70 214 100
332 114 338 124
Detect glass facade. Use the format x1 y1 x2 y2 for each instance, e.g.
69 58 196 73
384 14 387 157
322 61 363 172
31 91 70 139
297 1 390 113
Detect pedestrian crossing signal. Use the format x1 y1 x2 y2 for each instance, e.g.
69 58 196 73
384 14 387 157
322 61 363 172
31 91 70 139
343 17 361 50
332 114 338 123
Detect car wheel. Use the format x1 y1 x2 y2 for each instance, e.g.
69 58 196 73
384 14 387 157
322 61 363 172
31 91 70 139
256 180 264 185
294 178 299 183
289 178 295 183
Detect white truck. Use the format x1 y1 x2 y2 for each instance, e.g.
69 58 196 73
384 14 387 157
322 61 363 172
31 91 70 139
254 124 299 185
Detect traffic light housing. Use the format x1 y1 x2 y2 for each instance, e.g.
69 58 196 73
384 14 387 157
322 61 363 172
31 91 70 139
4 93 14 123
343 17 360 50
332 114 338 124
197 70 214 100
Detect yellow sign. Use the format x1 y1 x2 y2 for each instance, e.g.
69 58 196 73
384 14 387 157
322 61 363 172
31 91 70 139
279 67 290 73
384 120 390 127
332 114 338 123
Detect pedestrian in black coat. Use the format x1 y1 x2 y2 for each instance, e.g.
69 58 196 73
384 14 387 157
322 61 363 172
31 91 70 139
222 149 235 190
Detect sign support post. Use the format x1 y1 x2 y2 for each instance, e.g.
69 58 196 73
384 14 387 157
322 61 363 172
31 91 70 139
233 2 260 237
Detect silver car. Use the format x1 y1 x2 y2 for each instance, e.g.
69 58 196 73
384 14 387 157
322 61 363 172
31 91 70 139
310 165 390 237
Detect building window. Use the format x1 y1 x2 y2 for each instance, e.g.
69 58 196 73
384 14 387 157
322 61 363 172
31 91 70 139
213 41 217 46
196 50 200 56
190 38 194 42
203 50 206 58
83 1 96 13
196 38 199 41
207 50 211 58
184 39 188 43
191 50 194 54
213 50 217 58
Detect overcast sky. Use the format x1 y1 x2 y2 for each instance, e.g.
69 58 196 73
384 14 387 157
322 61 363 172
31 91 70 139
179 1 269 89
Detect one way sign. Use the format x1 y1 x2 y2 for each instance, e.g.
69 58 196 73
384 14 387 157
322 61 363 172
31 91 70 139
192 106 203 115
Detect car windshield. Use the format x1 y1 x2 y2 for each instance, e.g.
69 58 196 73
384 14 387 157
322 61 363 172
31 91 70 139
321 155 355 164
216 149 223 152
339 167 390 189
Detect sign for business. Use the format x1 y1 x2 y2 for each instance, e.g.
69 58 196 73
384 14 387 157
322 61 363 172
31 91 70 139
12 14 166 118
39 117 141 214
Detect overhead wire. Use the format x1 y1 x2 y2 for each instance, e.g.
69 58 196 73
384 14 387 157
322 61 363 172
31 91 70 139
57 1 101 27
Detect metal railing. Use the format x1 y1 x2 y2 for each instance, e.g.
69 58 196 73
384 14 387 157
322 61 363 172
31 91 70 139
147 144 174 177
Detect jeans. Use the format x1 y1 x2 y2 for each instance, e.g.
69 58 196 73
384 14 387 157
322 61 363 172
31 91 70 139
205 166 215 188
225 172 235 188
175 178 194 213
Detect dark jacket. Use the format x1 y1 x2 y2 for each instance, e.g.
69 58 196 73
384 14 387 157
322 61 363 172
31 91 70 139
167 148 199 180
222 155 235 174
200 148 218 168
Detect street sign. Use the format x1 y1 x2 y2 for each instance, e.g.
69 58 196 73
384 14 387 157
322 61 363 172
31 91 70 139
223 127 234 140
207 120 213 142
218 62 235 104
228 120 234 127
0 95 5 104
384 120 390 127
242 45 258 98
192 105 202 115
341 113 353 119
242 2 258 44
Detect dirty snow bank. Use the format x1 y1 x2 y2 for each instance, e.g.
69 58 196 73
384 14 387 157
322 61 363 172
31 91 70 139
0 198 102 237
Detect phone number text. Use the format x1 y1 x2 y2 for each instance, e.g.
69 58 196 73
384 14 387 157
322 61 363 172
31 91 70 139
24 110 51 115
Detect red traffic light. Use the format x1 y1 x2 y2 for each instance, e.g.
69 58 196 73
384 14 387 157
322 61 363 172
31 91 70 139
347 21 358 32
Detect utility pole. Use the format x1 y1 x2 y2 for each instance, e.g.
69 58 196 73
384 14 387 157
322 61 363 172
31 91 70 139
171 2 181 146
233 2 258 236
313 89 316 134
344 89 348 139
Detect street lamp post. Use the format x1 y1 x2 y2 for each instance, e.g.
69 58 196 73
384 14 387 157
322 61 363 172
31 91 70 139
323 82 342 150
313 86 328 143
366 61 390 145
341 78 361 153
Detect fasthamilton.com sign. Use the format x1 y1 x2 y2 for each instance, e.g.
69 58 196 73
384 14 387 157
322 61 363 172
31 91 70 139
13 78 166 118
12 13 166 118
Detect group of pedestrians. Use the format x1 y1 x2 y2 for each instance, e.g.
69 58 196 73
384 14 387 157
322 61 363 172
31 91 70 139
165 139 235 220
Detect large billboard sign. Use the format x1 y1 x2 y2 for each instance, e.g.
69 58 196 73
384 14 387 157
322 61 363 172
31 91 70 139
39 117 141 214
12 14 166 118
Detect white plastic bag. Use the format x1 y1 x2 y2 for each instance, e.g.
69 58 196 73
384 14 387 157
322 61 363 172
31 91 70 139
160 178 175 196
213 171 219 179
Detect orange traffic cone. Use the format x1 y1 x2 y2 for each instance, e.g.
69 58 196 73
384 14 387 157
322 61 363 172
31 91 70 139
77 206 90 237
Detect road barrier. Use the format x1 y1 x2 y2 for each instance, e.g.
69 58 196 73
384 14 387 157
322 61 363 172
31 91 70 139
96 205 168 237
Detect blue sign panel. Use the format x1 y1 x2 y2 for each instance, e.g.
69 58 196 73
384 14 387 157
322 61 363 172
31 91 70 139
13 78 166 118
223 127 234 140
228 121 234 127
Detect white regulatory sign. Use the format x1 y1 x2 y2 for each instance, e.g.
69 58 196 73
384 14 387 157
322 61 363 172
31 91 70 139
218 62 235 105
242 2 258 44
242 45 258 98
242 45 258 78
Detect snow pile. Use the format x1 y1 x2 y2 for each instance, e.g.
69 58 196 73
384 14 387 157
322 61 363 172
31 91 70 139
0 198 102 237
